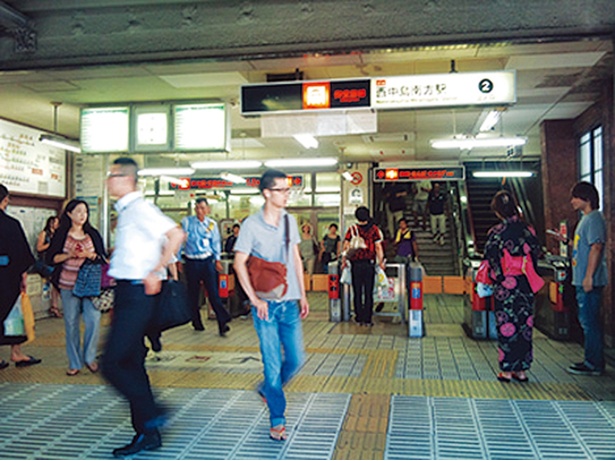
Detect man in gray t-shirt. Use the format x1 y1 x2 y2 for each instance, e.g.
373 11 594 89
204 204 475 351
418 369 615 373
566 182 607 376
233 169 309 441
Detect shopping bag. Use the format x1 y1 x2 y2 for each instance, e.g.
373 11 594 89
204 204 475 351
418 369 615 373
374 265 389 289
340 262 352 284
3 294 24 336
21 292 36 344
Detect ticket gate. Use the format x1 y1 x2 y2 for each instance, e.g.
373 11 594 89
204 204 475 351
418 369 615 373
534 256 577 340
463 259 492 340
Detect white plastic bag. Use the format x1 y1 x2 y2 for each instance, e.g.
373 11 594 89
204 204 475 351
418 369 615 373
340 262 352 285
4 294 24 336
374 265 388 289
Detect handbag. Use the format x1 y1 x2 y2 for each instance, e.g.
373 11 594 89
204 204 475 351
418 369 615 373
100 263 115 289
73 260 102 298
92 288 114 312
347 225 367 258
247 215 289 300
475 259 493 285
152 280 192 332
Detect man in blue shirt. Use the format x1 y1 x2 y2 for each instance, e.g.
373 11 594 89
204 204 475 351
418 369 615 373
233 169 309 442
181 198 231 336
567 181 608 376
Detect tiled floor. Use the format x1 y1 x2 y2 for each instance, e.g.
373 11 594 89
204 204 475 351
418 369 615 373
1 292 615 459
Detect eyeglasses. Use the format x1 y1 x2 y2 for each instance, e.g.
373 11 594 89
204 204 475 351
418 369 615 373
268 187 291 194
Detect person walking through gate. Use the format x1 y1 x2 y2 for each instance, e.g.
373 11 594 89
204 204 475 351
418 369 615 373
342 206 385 326
102 158 185 458
181 198 232 336
484 191 541 383
551 182 608 376
233 169 309 442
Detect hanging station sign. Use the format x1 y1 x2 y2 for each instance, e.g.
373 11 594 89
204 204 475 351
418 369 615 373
80 101 229 154
373 166 465 182
241 79 371 115
371 71 516 109
242 71 515 115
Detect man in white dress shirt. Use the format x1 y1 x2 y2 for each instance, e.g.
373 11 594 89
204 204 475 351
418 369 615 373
102 157 185 459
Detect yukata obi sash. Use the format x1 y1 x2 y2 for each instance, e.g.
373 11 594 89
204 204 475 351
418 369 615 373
500 248 544 294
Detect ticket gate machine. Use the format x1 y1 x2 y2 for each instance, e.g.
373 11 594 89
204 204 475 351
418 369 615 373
463 259 492 340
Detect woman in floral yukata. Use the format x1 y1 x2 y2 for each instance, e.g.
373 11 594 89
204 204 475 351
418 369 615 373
484 190 542 383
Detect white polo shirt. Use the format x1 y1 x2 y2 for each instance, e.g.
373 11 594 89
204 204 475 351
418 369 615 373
108 191 177 280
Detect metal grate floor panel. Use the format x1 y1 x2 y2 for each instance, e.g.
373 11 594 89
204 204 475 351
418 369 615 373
0 383 350 460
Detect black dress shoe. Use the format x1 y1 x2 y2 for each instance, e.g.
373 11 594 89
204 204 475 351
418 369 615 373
219 324 230 337
112 431 161 458
149 335 162 352
192 322 205 331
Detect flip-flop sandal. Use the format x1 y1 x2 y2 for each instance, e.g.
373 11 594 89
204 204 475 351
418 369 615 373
269 425 287 441
66 369 80 376
511 372 529 382
48 306 63 318
497 372 511 383
15 356 42 367
86 362 99 373
0 360 9 370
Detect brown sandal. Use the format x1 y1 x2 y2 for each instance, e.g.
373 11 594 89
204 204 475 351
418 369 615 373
269 425 287 441
86 362 99 373
48 306 63 318
66 369 80 376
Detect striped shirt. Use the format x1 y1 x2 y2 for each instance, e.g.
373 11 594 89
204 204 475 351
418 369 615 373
58 234 94 290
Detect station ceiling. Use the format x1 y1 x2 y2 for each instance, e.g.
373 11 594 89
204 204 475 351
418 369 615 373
0 32 612 169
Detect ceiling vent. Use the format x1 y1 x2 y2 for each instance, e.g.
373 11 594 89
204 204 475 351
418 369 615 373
362 132 415 143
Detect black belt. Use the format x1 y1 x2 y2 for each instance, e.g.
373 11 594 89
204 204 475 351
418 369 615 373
115 279 144 286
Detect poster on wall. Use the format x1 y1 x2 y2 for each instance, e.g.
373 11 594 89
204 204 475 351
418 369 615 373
0 118 66 198
6 205 57 254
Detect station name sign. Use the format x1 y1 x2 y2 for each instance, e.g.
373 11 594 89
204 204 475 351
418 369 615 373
170 175 304 190
241 71 515 115
373 167 465 182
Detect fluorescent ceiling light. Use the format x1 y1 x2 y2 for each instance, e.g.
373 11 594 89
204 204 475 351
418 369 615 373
473 171 534 178
39 134 81 153
479 110 502 132
138 167 195 176
431 136 526 149
342 171 354 181
220 172 246 184
190 160 262 170
293 134 319 149
264 157 338 168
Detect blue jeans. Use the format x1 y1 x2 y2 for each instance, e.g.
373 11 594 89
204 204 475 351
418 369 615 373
252 300 304 428
576 286 604 371
60 289 101 370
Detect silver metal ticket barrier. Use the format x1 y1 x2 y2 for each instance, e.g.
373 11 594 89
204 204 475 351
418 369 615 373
328 261 343 322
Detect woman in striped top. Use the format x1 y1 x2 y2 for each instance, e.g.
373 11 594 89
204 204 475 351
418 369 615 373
47 200 107 376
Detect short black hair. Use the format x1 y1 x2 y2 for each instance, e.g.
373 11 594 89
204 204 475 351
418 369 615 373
0 183 8 202
491 190 520 219
112 157 139 184
259 169 288 192
398 217 407 225
232 223 240 230
195 197 208 206
571 181 599 210
355 206 370 222
329 223 338 230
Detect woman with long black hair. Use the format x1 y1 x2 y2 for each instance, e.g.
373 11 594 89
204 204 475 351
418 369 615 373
36 215 61 318
47 199 107 376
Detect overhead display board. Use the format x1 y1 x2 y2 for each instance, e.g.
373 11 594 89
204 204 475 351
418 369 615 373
173 103 228 151
371 71 516 109
0 118 66 198
373 166 465 182
133 105 171 152
241 79 371 115
170 175 304 190
80 101 229 154
80 107 130 153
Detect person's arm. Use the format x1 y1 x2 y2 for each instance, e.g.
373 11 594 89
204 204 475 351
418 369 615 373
412 240 419 260
375 241 385 270
36 231 49 253
583 242 603 292
143 226 185 295
234 251 269 319
212 220 223 272
292 244 310 319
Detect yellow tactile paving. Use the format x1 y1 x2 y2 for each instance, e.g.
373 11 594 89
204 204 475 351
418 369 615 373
334 394 389 460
